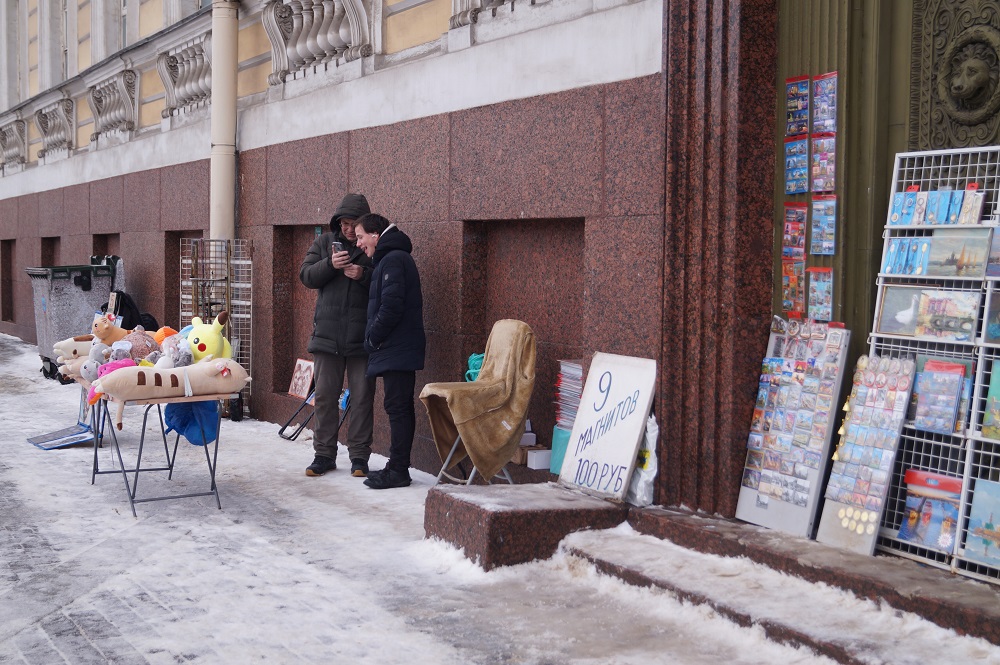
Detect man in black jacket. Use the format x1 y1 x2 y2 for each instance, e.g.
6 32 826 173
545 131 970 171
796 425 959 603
299 193 376 478
354 213 426 489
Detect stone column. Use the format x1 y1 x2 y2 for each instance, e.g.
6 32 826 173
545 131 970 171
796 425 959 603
658 0 777 516
0 0 18 110
90 0 123 62
209 0 239 240
37 0 64 90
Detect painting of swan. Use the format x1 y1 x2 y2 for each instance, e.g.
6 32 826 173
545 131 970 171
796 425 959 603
877 286 922 335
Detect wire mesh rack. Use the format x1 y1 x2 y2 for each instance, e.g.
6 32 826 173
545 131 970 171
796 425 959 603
180 238 253 417
890 146 1000 225
868 146 1000 585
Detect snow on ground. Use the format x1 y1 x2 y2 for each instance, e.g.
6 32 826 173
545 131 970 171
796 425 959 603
0 333 998 664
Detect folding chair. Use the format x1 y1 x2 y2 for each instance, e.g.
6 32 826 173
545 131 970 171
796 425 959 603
420 319 536 485
436 435 513 485
278 388 350 440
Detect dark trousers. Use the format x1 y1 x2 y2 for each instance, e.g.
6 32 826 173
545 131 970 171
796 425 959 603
382 370 416 473
312 352 375 462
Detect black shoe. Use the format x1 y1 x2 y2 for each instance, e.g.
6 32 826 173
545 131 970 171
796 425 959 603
305 455 336 476
350 459 369 477
364 467 411 489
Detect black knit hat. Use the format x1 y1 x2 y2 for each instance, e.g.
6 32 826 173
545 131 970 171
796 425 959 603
330 193 371 228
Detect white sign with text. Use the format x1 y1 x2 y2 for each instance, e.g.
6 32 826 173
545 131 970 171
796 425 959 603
558 353 657 500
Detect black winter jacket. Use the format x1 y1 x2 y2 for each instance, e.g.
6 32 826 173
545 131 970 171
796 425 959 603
300 228 372 357
364 226 425 376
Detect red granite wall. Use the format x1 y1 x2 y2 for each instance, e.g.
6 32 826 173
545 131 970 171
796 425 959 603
0 0 777 514
239 80 670 479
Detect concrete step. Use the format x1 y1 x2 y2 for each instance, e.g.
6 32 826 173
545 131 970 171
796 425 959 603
627 506 1000 648
564 523 1000 665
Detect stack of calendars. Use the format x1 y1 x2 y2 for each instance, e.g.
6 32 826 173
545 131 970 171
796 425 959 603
555 360 584 430
551 359 584 474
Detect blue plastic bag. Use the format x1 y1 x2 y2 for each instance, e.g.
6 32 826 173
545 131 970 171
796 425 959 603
164 400 219 446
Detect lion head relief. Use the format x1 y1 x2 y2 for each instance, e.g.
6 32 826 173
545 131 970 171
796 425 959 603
949 42 998 109
937 25 1000 126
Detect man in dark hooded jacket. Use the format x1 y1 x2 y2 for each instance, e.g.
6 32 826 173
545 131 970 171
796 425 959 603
353 213 425 489
299 193 376 478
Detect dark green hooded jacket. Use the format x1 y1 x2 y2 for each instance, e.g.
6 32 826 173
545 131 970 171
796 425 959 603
299 194 372 356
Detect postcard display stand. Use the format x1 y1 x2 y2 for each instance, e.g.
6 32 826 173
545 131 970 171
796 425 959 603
843 146 1000 585
735 320 851 538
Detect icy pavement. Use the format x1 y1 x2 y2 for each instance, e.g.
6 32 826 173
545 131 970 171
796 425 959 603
0 332 998 664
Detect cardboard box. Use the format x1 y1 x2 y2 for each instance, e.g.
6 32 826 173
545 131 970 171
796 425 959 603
511 444 546 465
527 448 552 470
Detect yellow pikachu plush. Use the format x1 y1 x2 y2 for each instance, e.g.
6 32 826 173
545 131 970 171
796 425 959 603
187 311 233 362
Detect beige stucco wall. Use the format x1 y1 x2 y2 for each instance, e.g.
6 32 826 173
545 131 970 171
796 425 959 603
383 0 449 54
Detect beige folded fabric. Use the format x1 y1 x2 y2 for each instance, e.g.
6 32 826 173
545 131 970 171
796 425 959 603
419 319 536 480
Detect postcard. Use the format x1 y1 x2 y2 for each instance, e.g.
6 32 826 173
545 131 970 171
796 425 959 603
987 292 1000 346
914 289 980 342
786 76 810 136
288 358 314 399
925 228 990 278
981 363 1000 440
876 285 923 336
812 72 837 133
964 479 1000 567
987 229 1000 277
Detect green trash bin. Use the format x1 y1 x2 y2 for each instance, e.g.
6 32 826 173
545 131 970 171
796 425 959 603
26 259 117 380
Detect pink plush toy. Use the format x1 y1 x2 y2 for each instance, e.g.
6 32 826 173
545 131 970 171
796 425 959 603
87 358 137 405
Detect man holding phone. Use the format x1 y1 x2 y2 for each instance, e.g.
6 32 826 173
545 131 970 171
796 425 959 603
299 193 376 478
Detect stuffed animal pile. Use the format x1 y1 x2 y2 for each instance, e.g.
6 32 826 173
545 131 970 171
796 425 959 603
53 311 243 426
91 357 250 429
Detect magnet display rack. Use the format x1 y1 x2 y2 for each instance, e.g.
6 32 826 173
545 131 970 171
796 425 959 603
871 146 1000 586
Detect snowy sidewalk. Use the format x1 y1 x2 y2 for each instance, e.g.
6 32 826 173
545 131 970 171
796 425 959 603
1 332 1000 664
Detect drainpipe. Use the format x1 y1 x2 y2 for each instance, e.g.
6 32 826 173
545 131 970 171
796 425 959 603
209 0 240 241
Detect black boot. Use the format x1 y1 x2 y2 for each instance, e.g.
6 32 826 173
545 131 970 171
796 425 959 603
306 455 336 476
364 467 411 489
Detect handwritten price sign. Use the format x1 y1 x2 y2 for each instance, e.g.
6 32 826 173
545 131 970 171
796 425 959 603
558 353 656 500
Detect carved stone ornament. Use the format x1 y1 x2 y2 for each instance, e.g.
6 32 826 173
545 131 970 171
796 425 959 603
450 0 480 28
0 119 28 166
262 0 371 81
87 70 139 141
911 0 1000 149
33 98 75 158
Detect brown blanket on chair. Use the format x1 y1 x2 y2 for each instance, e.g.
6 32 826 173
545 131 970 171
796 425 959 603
419 319 536 480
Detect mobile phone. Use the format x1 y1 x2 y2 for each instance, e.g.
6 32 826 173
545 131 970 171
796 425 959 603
332 241 344 253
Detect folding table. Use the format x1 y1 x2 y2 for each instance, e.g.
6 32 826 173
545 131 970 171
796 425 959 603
91 392 239 517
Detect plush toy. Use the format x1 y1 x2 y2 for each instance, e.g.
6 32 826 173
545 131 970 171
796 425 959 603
157 334 193 369
187 311 232 363
53 335 95 365
80 359 102 383
92 314 130 345
120 327 160 362
109 343 132 362
87 358 138 405
58 356 88 382
153 326 179 345
78 342 111 384
91 357 249 429
90 342 110 361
